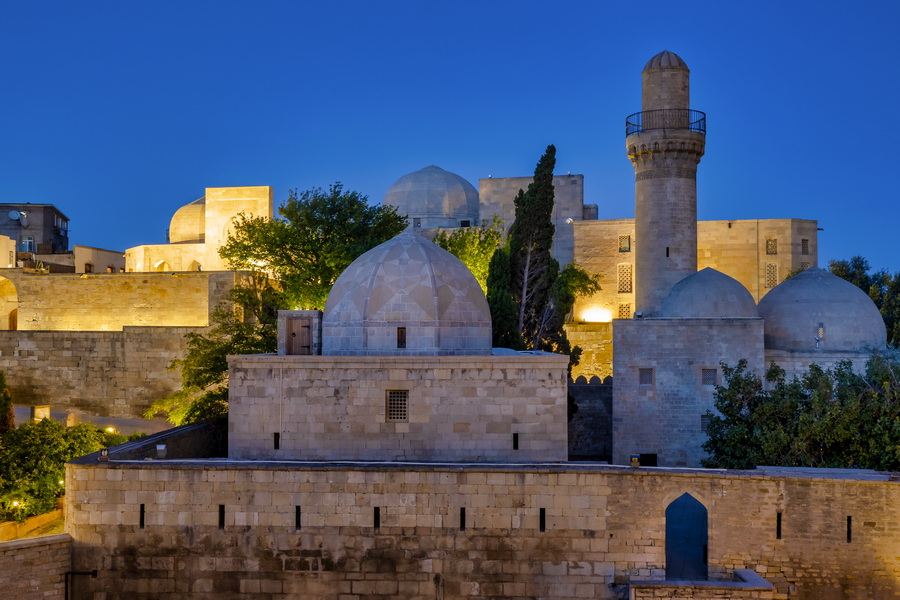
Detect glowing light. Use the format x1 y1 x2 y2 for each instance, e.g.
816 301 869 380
58 480 64 486
11 500 19 507
581 307 613 323
105 426 116 434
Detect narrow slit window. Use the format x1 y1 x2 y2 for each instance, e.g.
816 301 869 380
847 516 852 543
396 327 407 349
539 508 546 532
513 433 519 450
295 506 302 531
665 247 670 257
274 432 280 450
459 507 466 531
374 507 381 530
218 505 225 530
385 390 409 422
776 512 782 540
139 504 145 529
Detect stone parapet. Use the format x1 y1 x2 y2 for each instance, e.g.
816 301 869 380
0 533 72 599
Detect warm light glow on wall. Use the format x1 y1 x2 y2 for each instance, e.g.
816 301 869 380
581 306 613 323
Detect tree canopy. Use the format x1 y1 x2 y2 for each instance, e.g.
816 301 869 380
432 216 503 294
485 145 600 365
829 256 899 344
218 183 407 310
702 350 900 470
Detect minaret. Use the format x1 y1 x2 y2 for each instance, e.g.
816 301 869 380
626 50 706 316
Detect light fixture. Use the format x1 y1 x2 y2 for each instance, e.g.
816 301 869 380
99 448 109 462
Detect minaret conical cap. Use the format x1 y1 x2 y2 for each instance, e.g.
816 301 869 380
643 50 688 72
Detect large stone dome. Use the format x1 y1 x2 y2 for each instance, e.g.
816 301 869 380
758 268 886 351
322 229 492 356
168 197 205 244
384 165 479 230
659 268 758 318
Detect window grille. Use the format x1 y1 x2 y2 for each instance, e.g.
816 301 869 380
397 327 406 349
801 238 809 255
638 368 653 385
765 263 778 288
618 263 633 293
766 238 778 255
817 322 825 341
618 303 632 319
385 390 409 422
801 262 810 270
701 414 711 433
618 235 631 253
702 369 717 386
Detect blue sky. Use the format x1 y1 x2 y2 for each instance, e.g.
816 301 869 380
2 1 898 271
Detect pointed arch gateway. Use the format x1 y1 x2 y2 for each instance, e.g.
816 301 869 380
665 493 708 580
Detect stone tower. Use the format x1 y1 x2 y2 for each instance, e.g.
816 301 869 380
626 50 706 315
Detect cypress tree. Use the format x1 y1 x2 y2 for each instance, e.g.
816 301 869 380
485 246 522 349
0 372 14 434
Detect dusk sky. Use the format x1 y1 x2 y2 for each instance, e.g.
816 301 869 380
2 1 898 272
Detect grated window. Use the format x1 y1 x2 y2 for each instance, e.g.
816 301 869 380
817 322 825 341
766 238 778 255
801 262 810 270
801 238 809 255
765 263 778 288
385 390 409 422
618 303 632 319
617 263 633 293
702 369 717 386
638 368 653 385
701 414 711 433
618 235 631 253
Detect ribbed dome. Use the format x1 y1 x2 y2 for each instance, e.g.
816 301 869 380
758 268 886 351
168 197 205 244
384 166 479 229
322 230 492 356
659 268 758 318
643 50 689 72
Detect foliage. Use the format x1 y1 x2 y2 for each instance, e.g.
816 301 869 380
219 183 407 310
702 349 900 470
485 145 601 369
0 419 139 522
432 216 504 293
0 371 13 434
146 306 275 425
829 256 899 344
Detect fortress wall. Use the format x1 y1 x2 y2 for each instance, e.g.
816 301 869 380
0 534 72 598
228 354 570 462
0 326 198 418
6 270 237 331
566 322 613 381
65 462 900 600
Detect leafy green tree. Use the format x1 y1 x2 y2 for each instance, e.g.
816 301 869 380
485 145 600 365
145 306 275 425
0 372 13 434
829 256 899 343
703 349 900 470
432 216 504 293
219 183 407 310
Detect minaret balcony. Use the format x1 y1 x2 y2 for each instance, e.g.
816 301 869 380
626 109 706 136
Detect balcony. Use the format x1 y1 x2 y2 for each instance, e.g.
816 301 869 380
626 109 706 136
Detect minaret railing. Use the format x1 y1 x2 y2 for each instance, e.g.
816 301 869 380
625 109 706 136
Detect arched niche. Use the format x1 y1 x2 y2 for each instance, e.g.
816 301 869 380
154 260 172 272
665 492 708 580
0 277 18 331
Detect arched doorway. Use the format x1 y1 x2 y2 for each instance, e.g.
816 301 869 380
0 277 18 331
154 260 172 272
665 493 708 580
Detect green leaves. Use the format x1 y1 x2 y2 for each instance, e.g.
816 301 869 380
703 349 900 470
432 216 504 294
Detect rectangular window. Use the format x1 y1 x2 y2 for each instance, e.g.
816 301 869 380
776 512 782 540
539 508 546 532
847 515 852 543
801 238 809 255
460 220 471 228
374 507 381 530
139 504 145 529
702 369 717 386
21 237 34 252
618 303 632 319
396 327 406 349
617 263 633 293
513 432 519 450
413 218 421 228
385 390 408 422
218 505 225 530
817 322 825 341
459 507 466 531
700 414 711 433
618 235 631 252
801 262 810 270
766 238 778 255
638 368 654 385
273 432 280 450
765 263 778 288
84 263 93 273
295 506 302 530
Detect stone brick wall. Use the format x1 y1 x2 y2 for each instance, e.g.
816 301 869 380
0 533 71 599
65 462 900 600
613 318 765 467
566 322 614 381
228 354 570 462
567 381 612 460
0 326 199 417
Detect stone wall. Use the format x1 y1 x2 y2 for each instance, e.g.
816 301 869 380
228 353 570 462
567 381 612 461
65 461 900 599
566 322 613 381
0 326 198 418
0 533 71 599
613 318 765 467
1 270 237 331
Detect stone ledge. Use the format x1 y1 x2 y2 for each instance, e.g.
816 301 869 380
0 532 71 552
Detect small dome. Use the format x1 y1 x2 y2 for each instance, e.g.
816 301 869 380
384 166 479 229
659 268 758 318
758 268 886 352
168 197 205 244
322 230 492 356
643 50 689 72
